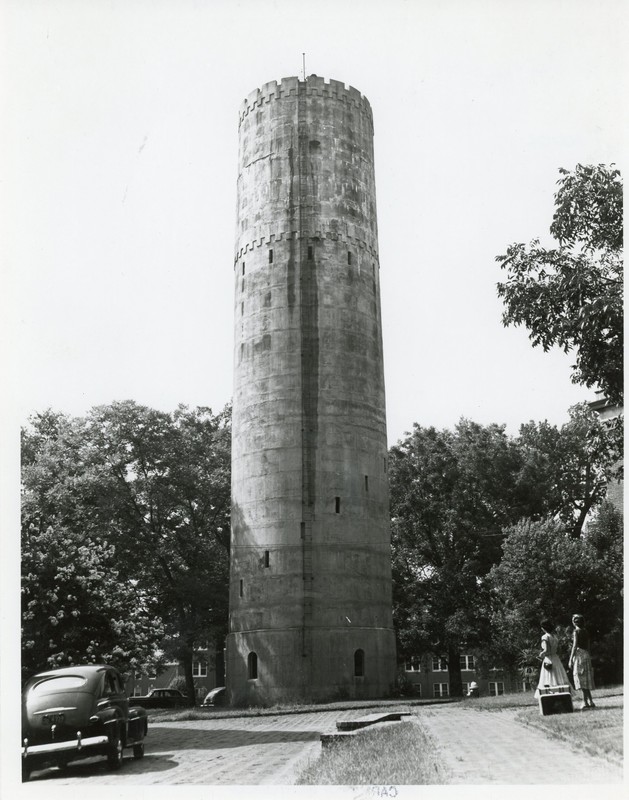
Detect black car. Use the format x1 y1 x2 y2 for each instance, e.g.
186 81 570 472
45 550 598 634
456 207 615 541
21 664 148 781
130 688 188 708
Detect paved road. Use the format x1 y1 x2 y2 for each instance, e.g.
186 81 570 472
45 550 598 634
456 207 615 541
27 699 622 786
28 709 353 785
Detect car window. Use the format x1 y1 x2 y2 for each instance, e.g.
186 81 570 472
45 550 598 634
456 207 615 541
103 672 118 696
30 676 87 695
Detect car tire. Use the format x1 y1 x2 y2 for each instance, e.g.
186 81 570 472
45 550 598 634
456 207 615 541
133 742 145 759
106 727 123 770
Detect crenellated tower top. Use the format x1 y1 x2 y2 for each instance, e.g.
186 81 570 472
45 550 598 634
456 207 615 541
238 75 373 131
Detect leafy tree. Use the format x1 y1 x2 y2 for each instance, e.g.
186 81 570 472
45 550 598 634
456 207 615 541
21 402 231 703
21 523 164 682
497 164 623 404
489 502 623 684
389 408 622 693
389 420 524 696
516 403 622 537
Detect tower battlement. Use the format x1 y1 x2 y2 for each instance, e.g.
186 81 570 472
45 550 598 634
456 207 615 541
238 75 373 129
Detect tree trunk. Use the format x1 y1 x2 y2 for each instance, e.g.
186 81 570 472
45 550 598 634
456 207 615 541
447 644 463 697
180 641 197 707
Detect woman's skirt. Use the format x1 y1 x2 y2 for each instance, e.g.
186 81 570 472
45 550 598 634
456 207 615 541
534 655 572 698
573 647 595 690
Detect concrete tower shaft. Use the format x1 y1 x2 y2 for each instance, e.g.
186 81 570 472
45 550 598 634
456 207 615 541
227 75 396 705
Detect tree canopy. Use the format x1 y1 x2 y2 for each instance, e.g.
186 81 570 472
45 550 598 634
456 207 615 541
21 402 231 700
389 420 524 695
496 164 623 404
489 502 623 684
388 406 622 692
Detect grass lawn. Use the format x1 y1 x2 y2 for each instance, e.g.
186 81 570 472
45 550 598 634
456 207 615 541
296 720 447 785
514 697 623 765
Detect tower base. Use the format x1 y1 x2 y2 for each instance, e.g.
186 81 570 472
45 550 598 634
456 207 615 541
226 627 397 706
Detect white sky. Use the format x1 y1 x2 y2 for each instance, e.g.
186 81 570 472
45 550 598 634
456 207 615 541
2 0 626 448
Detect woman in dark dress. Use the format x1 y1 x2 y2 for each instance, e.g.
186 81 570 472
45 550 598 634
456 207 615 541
569 614 595 709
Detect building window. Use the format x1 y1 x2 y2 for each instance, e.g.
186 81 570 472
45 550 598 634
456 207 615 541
460 655 475 671
431 656 447 672
308 245 313 260
433 683 449 698
364 475 369 492
248 652 258 680
192 661 207 677
354 649 365 677
264 550 270 568
412 683 422 697
488 682 504 696
241 302 244 316
335 496 340 513
347 251 352 265
269 249 273 264
242 263 245 275
239 579 243 597
462 682 469 695
405 657 421 672
241 279 245 292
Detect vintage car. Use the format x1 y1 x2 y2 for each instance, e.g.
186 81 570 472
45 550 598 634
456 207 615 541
130 688 188 708
201 686 226 708
21 664 148 781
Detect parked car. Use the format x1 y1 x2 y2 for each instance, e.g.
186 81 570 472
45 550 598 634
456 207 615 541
130 688 188 708
21 664 148 782
201 686 226 707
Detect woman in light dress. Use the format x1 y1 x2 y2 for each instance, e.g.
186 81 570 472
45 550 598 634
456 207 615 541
569 613 596 710
534 620 571 699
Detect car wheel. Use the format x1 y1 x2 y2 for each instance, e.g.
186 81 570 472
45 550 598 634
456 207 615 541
133 742 145 759
106 728 123 770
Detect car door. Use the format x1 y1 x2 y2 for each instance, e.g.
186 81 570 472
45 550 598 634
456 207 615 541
98 669 129 721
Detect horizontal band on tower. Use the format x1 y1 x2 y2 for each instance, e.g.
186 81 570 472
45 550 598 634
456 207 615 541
234 230 379 264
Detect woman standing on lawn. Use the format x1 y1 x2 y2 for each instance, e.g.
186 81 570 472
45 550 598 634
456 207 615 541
534 620 571 699
569 614 596 709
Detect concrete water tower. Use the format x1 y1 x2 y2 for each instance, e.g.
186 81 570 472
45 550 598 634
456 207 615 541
226 75 396 704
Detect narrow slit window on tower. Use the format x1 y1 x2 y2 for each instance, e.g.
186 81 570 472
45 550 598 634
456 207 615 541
383 457 387 473
241 302 244 316
269 248 273 264
242 262 246 275
347 251 352 265
308 245 313 260
264 550 270 568
354 649 365 677
364 475 369 492
241 278 245 292
335 496 341 514
248 652 258 680
239 579 244 597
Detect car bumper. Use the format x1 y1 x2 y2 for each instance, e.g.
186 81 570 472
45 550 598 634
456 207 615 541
23 734 109 757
